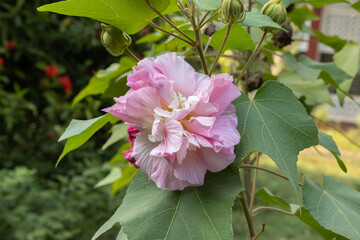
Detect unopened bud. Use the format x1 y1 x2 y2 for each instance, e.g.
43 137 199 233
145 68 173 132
101 24 131 56
220 0 246 24
261 0 287 33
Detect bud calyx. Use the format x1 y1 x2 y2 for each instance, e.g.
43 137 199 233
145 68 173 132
220 0 246 24
101 24 132 56
261 0 287 33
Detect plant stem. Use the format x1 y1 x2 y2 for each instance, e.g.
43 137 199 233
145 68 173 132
253 223 265 240
239 192 256 239
200 10 219 28
209 24 232 75
177 0 191 19
235 31 267 85
125 49 140 62
249 153 259 211
239 164 303 187
199 11 211 27
252 206 296 216
245 0 252 79
190 1 209 75
148 21 194 46
145 0 195 44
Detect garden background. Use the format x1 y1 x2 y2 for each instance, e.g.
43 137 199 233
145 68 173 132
0 0 359 239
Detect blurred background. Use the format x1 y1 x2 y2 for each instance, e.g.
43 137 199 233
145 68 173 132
0 0 359 240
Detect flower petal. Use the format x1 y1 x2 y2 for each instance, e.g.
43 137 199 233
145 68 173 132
174 150 207 185
201 147 235 172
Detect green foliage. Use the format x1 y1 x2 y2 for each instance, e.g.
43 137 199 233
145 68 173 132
193 0 221 10
0 165 123 240
93 168 242 240
234 81 319 202
313 30 347 52
242 11 283 29
58 114 118 165
303 176 360 240
38 0 175 34
210 24 255 53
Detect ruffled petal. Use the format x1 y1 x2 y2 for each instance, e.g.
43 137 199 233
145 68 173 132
210 115 240 148
174 150 207 185
201 147 235 172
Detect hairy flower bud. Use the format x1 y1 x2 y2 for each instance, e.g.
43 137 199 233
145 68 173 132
261 0 287 33
220 0 246 24
101 24 131 56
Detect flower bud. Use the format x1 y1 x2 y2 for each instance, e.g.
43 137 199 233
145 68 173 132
220 0 246 24
101 24 131 56
261 0 287 33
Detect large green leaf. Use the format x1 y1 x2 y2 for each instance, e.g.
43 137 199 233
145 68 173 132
193 0 220 10
300 0 350 8
93 167 242 240
352 1 360 12
303 176 360 240
102 123 128 150
333 42 360 105
210 25 255 53
57 114 118 165
234 81 319 202
242 11 282 29
72 57 135 107
256 187 348 240
38 0 175 34
278 71 334 106
313 30 347 52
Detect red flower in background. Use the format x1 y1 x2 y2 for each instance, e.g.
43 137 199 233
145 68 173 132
140 27 150 35
45 65 59 77
0 57 4 66
5 41 16 50
58 75 73 93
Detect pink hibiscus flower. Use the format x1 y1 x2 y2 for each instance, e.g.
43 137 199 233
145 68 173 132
104 53 240 190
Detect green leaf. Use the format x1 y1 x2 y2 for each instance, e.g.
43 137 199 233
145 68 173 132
193 0 221 10
102 123 128 150
256 187 348 240
303 176 360 240
210 25 255 53
301 0 350 8
242 11 282 29
333 42 360 105
136 32 163 44
234 81 319 202
111 165 138 195
352 1 360 12
278 71 334 106
318 131 340 155
313 30 347 52
92 207 122 240
38 0 173 34
318 132 347 172
95 167 123 188
117 230 128 240
57 114 118 166
96 167 242 240
288 5 318 30
72 57 134 107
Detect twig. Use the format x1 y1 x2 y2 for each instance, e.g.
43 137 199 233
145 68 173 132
200 10 219 28
252 206 296 216
145 0 195 44
199 11 211 27
125 49 140 62
249 153 259 211
253 223 265 240
235 31 267 85
239 164 303 187
148 21 194 46
239 193 256 238
209 24 232 75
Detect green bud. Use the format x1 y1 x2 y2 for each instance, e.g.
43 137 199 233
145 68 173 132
220 0 246 24
261 0 287 33
101 24 132 56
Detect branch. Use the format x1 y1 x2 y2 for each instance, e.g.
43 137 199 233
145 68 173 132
252 206 296 216
125 49 140 62
148 21 194 46
253 223 265 240
209 24 232 75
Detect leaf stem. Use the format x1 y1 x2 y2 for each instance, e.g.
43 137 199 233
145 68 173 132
199 11 211 27
249 153 259 211
145 0 195 44
190 1 209 75
239 164 303 187
148 21 195 46
253 223 265 240
239 192 256 238
209 24 232 75
252 206 296 216
200 10 219 28
125 49 140 62
235 31 267 85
